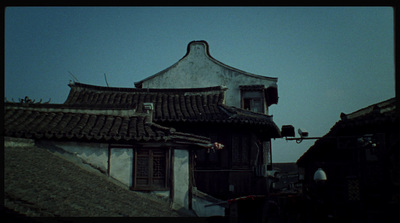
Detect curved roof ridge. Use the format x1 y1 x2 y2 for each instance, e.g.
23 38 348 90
194 41 277 81
134 40 277 88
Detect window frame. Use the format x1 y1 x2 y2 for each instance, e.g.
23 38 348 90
132 147 170 191
240 86 266 114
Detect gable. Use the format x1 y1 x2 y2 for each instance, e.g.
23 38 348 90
135 41 277 88
134 41 278 108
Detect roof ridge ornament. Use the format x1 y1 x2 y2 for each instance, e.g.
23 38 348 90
186 40 210 57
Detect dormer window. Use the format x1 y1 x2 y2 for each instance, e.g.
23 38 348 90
240 85 265 113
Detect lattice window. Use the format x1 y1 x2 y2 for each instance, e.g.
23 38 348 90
136 156 149 177
134 148 168 190
153 156 165 178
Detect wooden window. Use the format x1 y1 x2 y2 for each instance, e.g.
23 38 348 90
133 148 169 190
241 90 265 113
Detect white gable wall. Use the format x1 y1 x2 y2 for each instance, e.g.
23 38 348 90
139 41 277 114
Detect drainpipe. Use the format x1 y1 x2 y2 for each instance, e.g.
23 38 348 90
143 103 154 123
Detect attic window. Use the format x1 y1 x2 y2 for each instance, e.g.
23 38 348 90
240 85 265 113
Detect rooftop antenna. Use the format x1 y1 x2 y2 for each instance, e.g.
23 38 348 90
68 71 79 82
104 73 110 87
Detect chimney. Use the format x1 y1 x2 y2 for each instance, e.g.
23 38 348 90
143 103 154 123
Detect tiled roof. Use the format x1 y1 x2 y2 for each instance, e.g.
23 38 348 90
339 97 397 125
64 82 225 121
4 144 183 217
4 103 211 146
63 82 281 137
297 97 398 165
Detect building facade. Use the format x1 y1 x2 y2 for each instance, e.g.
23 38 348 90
4 41 282 218
133 41 281 201
63 82 280 200
135 41 278 115
4 100 213 212
297 98 399 222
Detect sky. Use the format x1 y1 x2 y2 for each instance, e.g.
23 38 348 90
4 7 395 163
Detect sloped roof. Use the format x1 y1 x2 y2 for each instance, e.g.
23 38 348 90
297 97 398 165
4 144 183 217
339 97 397 125
64 82 226 121
134 41 277 88
4 103 211 146
63 82 281 137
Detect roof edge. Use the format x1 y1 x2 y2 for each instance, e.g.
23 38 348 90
5 103 141 117
134 41 278 87
71 81 227 93
342 97 396 120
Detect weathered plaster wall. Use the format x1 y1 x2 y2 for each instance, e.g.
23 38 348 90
172 149 190 210
40 141 109 173
41 142 135 187
140 42 277 112
35 140 194 211
109 148 133 187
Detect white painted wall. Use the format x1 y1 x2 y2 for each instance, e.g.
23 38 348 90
109 148 134 187
38 140 195 211
140 41 277 114
49 142 135 188
46 141 109 173
172 149 190 210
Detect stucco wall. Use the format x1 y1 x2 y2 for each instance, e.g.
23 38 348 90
36 140 195 211
42 141 109 173
172 149 190 210
109 148 133 187
39 141 135 188
140 41 277 112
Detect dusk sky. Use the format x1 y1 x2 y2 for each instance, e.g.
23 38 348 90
5 7 395 163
